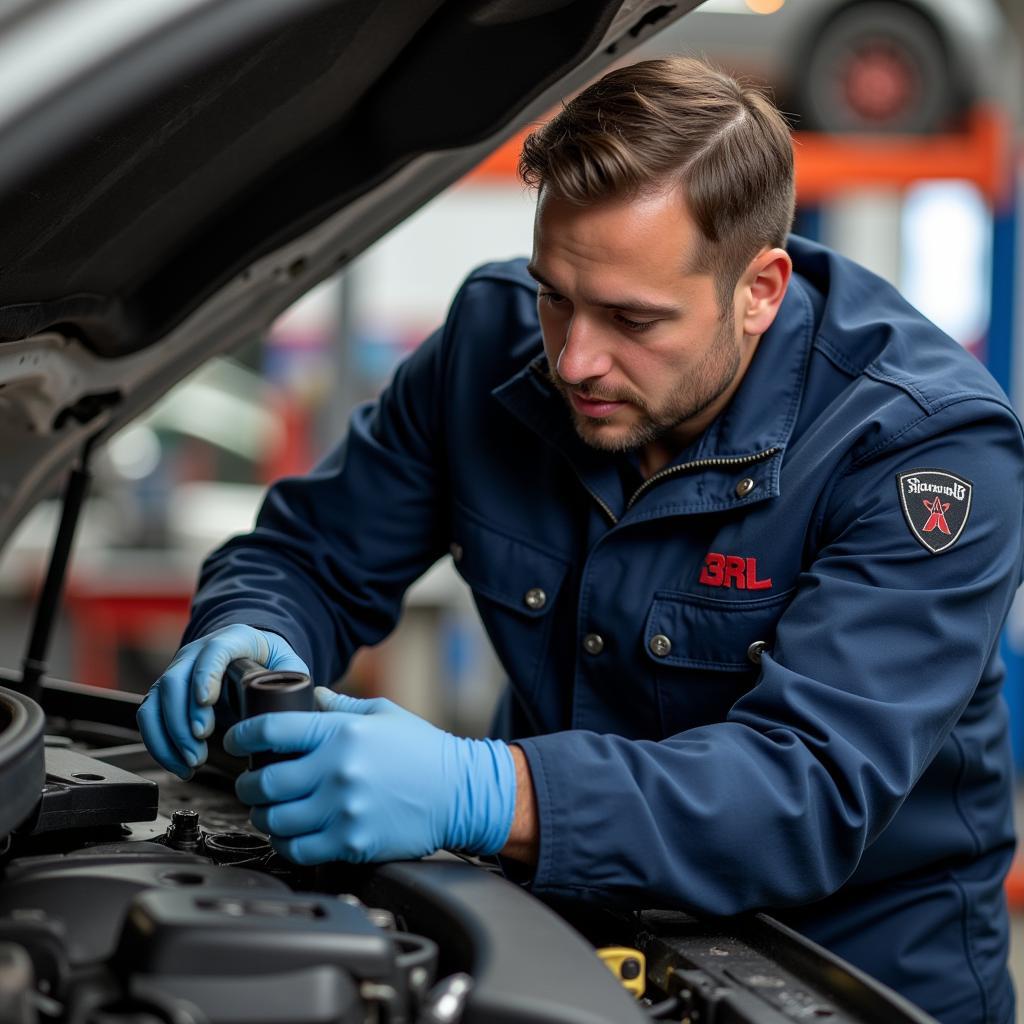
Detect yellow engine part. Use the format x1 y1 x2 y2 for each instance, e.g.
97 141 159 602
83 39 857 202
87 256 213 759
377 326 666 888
596 946 646 998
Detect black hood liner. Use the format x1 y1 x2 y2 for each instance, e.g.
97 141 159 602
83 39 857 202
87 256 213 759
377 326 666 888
0 294 134 349
0 0 626 357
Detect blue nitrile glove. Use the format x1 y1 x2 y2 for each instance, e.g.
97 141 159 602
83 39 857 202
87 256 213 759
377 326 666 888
137 625 309 780
223 687 517 865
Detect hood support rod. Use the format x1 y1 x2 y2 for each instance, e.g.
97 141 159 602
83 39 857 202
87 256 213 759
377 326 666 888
19 435 98 704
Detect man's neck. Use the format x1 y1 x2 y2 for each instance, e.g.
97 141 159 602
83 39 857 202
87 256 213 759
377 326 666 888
638 440 679 480
637 333 762 479
637 393 732 480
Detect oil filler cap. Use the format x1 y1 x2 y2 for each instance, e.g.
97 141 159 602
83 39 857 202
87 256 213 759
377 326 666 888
596 946 645 998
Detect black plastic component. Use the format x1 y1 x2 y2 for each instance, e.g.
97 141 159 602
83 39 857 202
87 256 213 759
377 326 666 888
226 658 313 718
165 810 201 853
0 845 288 967
7 674 144 734
67 977 203 1024
116 888 399 990
203 832 271 866
18 747 158 835
131 965 362 1024
609 909 939 1024
0 687 46 841
620 957 641 980
348 857 652 1024
224 658 313 769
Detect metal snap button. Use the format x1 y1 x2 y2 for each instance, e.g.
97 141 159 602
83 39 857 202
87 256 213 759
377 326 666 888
524 588 547 611
449 542 463 562
735 477 756 498
649 634 672 657
747 640 768 664
583 633 604 655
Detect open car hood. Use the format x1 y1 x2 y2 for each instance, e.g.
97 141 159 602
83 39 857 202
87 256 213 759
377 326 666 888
0 0 697 550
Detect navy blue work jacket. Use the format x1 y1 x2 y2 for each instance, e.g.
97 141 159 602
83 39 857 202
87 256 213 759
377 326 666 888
186 237 1024 1023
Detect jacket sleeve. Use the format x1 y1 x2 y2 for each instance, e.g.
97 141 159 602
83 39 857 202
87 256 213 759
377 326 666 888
182 320 452 683
515 398 1024 914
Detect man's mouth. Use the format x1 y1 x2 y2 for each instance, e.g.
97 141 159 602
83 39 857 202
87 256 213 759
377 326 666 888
569 391 627 418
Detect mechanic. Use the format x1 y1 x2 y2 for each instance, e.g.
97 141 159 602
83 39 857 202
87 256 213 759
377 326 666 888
138 57 1023 1023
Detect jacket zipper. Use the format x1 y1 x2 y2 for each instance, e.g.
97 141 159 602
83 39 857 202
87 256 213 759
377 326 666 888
625 447 780 513
526 364 780 521
578 475 620 525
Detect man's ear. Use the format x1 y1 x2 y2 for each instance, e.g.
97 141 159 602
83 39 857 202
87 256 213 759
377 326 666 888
740 247 792 337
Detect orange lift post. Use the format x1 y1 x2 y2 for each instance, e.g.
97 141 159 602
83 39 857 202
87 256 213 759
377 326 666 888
468 104 1013 205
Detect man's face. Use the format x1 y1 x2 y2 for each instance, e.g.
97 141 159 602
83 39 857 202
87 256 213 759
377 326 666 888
530 188 751 468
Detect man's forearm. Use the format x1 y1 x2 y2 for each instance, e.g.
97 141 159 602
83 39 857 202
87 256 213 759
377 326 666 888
499 744 539 865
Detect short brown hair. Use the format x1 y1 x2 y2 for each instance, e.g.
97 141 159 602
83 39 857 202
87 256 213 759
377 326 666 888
519 57 795 310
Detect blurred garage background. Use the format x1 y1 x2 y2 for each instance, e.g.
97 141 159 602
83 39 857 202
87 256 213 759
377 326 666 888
3 0 1024 1007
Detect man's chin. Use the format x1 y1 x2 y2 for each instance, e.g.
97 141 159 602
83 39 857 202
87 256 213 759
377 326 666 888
571 414 647 454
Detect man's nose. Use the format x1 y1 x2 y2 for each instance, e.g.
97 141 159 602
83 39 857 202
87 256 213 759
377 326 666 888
556 317 613 385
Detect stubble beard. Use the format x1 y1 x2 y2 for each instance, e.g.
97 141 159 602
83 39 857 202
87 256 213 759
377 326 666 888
548 311 741 454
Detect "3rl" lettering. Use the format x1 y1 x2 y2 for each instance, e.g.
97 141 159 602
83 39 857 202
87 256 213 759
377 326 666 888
699 552 772 590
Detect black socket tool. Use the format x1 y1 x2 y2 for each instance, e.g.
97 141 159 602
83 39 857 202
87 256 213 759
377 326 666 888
224 658 313 770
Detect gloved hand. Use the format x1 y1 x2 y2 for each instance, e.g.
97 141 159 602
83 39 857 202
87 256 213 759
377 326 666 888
137 624 309 779
223 687 516 865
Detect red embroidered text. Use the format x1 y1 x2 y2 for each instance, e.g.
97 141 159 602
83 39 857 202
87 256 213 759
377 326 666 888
699 553 773 590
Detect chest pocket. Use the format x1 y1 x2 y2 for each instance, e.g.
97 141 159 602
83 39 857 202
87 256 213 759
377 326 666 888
450 503 569 702
645 589 794 735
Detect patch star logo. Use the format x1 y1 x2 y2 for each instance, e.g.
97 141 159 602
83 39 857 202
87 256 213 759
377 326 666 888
897 469 972 554
921 496 951 535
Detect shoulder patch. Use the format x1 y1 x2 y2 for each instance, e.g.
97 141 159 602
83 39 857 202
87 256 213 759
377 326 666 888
896 469 972 555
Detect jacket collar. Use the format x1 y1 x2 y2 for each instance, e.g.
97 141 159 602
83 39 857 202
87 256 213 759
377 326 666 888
492 273 816 522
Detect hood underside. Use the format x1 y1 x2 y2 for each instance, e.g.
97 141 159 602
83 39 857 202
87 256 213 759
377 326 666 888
0 0 697 549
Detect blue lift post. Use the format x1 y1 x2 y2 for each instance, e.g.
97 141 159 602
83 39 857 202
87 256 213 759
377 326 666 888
988 163 1024 768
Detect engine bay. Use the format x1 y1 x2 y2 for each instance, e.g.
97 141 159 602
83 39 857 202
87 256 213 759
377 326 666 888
0 675 936 1024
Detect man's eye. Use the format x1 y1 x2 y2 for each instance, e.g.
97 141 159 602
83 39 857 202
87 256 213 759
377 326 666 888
615 312 658 332
539 291 568 306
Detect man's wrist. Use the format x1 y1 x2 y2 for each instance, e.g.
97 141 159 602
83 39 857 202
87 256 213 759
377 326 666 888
499 743 539 866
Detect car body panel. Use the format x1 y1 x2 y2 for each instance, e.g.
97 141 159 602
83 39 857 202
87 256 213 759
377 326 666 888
0 0 700 551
